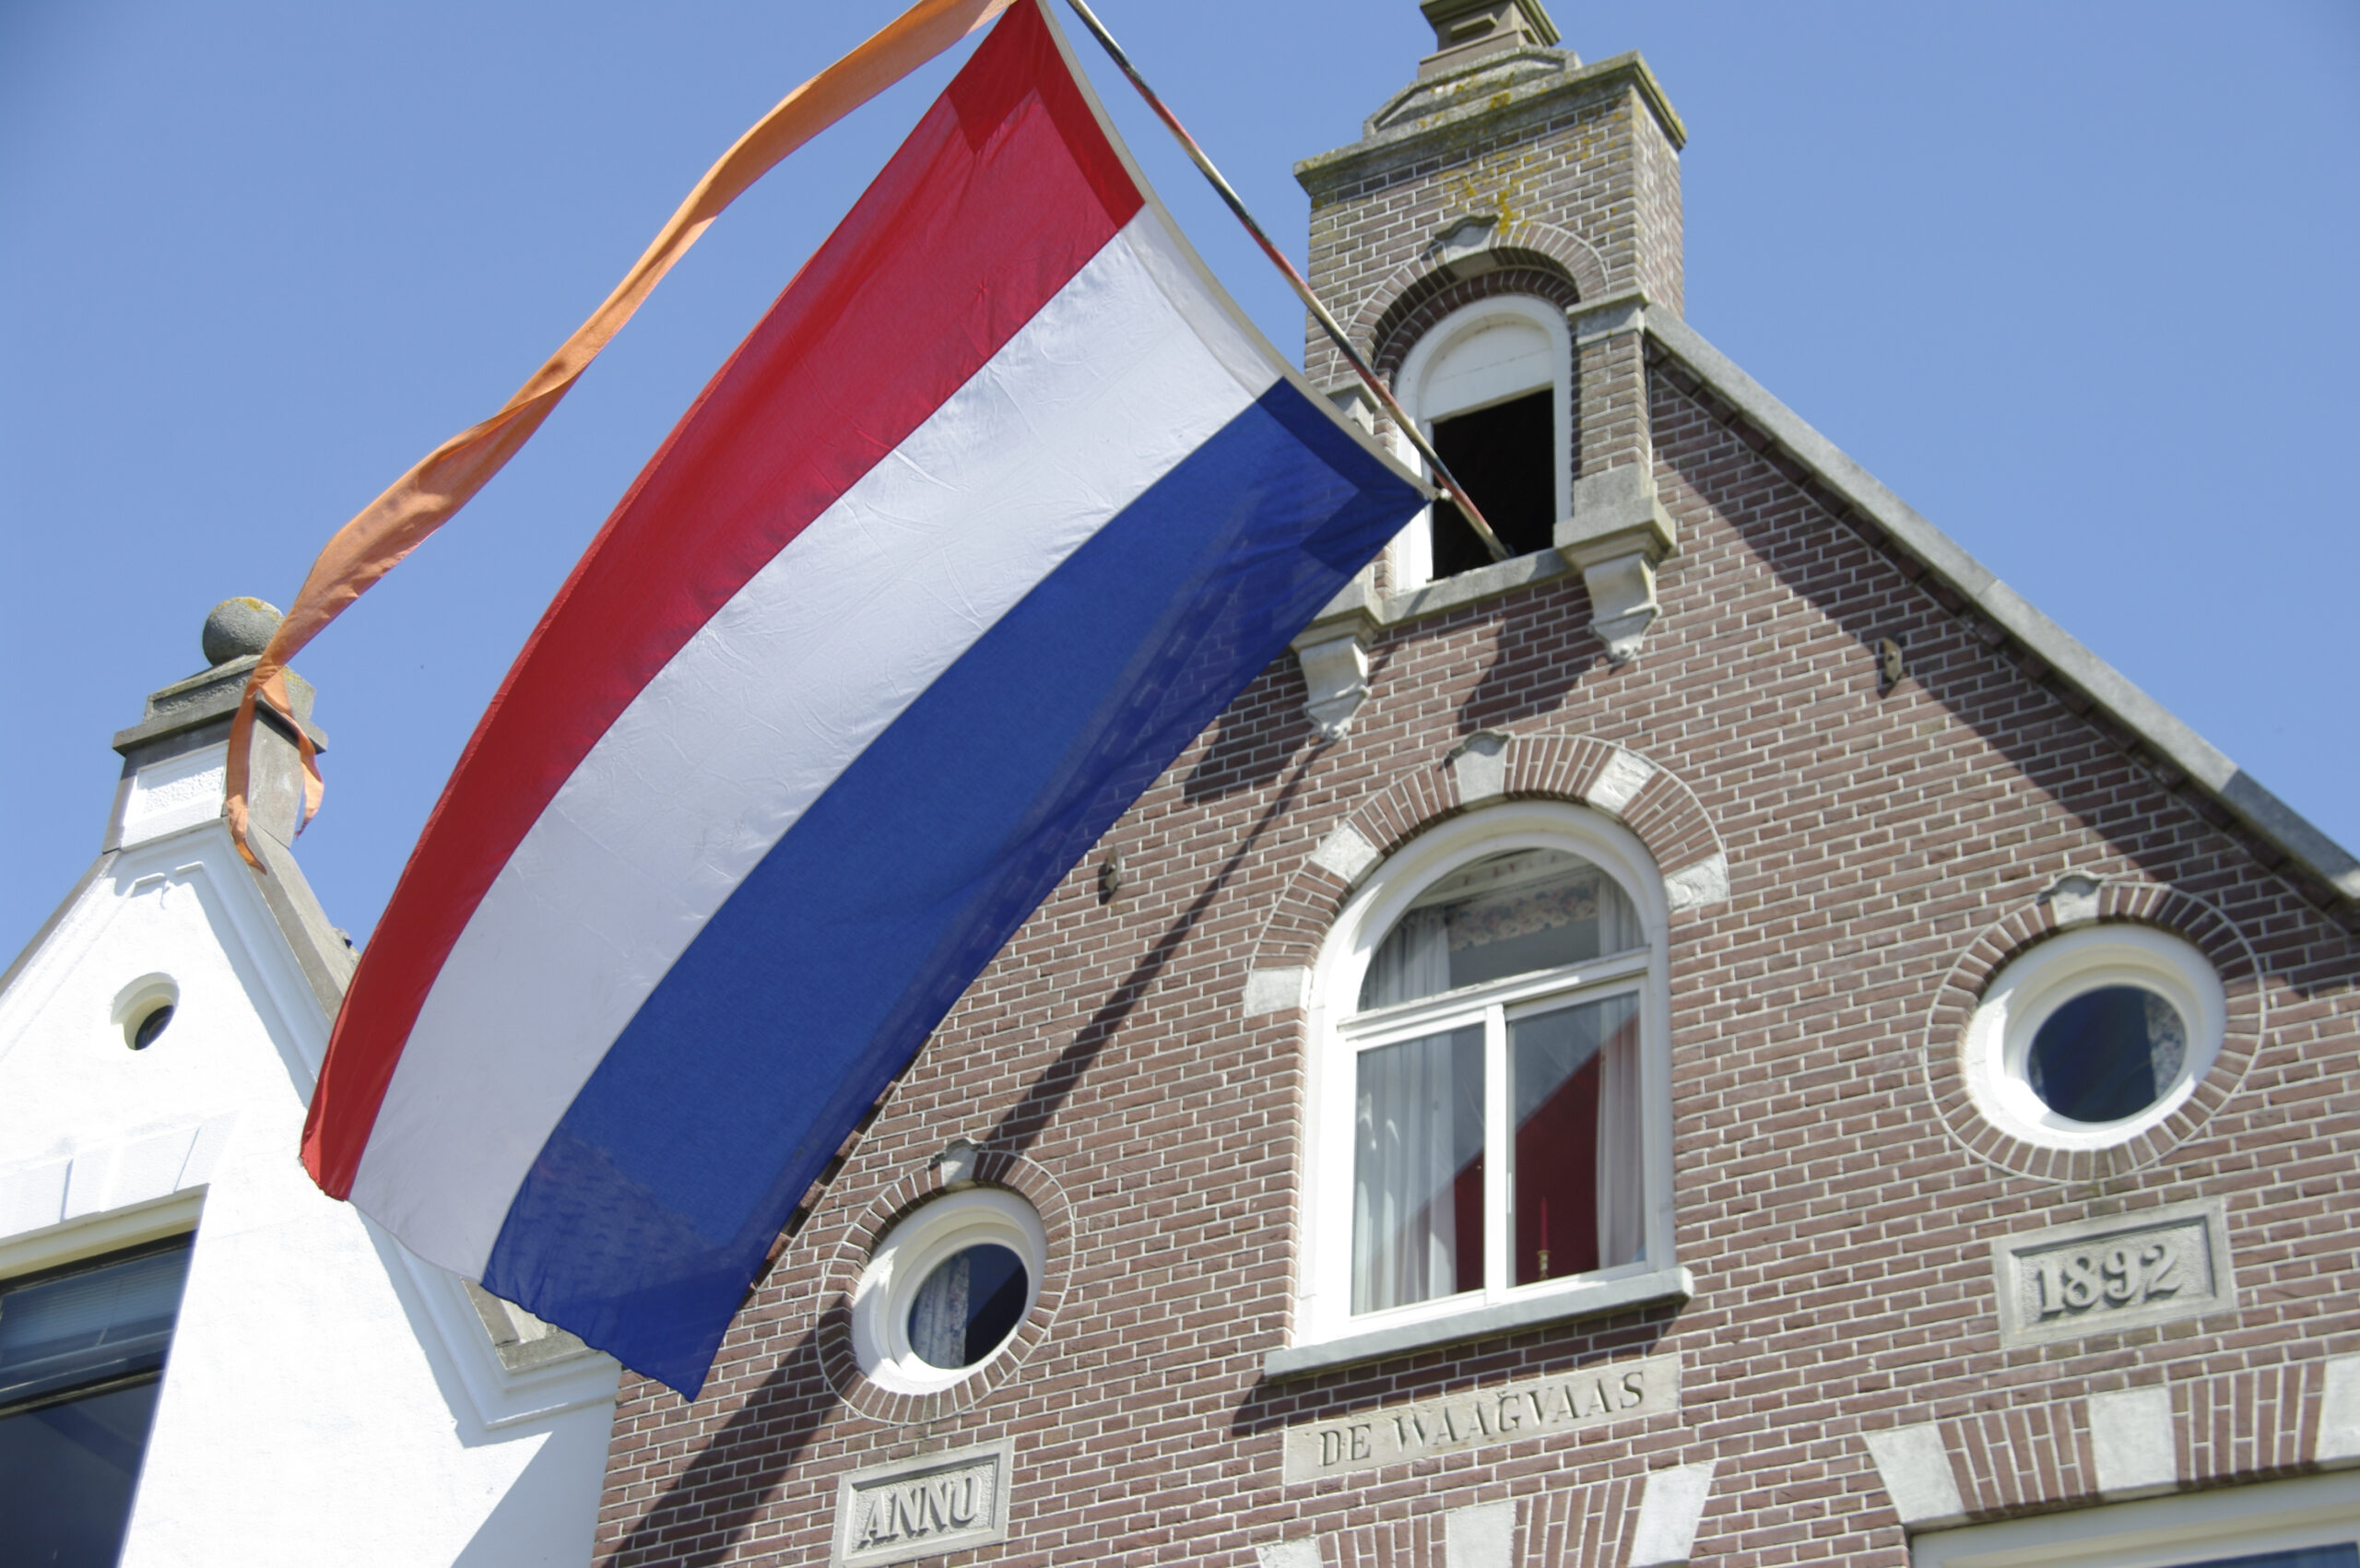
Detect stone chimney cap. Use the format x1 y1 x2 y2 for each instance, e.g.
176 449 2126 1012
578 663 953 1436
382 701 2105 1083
203 596 284 667
1418 0 1562 77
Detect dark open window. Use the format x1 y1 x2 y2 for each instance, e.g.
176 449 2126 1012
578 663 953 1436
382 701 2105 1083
0 1235 193 1568
1430 389 1557 575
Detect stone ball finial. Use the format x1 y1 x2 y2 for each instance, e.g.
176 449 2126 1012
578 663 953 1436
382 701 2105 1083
202 597 284 666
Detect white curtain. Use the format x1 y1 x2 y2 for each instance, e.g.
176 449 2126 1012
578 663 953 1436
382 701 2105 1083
906 1253 971 1369
1362 906 1450 1008
1592 875 1645 958
1366 857 1647 1007
1352 1025 1481 1313
1594 1004 1644 1267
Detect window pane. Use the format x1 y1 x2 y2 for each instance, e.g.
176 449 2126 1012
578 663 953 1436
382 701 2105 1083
1362 849 1641 1009
0 1377 161 1568
2026 984 2187 1123
1511 993 1642 1285
1430 388 1556 571
905 1244 1028 1371
0 1244 191 1409
1353 1025 1484 1313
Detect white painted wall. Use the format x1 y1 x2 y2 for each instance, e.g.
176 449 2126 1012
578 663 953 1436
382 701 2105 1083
0 763 618 1566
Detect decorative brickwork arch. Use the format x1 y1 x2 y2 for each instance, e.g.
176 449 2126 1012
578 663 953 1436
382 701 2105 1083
1368 260 1586 386
1858 1360 2339 1529
1346 218 1610 363
1918 878 2267 1185
808 1146 1078 1427
1242 726 1728 993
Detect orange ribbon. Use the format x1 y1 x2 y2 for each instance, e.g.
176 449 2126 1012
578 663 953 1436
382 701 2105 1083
225 0 1020 867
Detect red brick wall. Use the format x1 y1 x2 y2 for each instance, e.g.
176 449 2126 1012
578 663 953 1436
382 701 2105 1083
592 359 2360 1565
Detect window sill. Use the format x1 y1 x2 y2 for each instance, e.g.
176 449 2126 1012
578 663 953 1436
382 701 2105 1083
1296 548 1573 652
1384 548 1572 627
1264 1266 1693 1380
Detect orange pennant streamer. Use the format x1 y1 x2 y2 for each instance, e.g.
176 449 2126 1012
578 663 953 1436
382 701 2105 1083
225 0 1020 868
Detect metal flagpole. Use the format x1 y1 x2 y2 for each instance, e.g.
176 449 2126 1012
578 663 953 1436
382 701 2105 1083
1060 0 1514 564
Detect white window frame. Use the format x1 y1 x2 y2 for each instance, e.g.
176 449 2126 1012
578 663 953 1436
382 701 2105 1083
1961 925 2226 1152
849 1188 1045 1396
1292 803 1678 1358
1389 295 1574 591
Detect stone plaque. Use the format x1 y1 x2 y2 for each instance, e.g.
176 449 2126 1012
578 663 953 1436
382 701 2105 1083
1991 1197 2234 1349
832 1439 1014 1567
1282 1352 1679 1484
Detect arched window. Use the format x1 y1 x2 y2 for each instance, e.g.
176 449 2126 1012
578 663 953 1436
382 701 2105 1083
1391 296 1573 589
1289 804 1682 1365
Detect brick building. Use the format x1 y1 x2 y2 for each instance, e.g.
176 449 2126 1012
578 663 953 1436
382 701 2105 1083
594 4 2360 1564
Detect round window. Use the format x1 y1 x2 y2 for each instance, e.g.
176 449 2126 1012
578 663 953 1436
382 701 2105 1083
2024 984 2187 1123
111 974 180 1053
851 1188 1044 1395
1962 925 2224 1150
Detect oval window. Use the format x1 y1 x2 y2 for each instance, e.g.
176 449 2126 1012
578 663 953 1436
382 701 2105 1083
111 974 180 1053
2024 984 2188 1124
1962 924 2225 1151
850 1187 1046 1395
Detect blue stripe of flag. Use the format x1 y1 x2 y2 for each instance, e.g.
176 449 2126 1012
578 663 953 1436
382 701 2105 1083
483 380 1422 1393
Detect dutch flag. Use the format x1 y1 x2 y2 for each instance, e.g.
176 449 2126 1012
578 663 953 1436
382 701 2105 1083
301 0 1424 1397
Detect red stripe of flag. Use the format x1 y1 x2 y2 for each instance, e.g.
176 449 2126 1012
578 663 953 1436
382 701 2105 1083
304 0 1143 1195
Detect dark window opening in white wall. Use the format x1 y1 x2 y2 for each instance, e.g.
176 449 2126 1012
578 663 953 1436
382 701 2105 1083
0 1236 192 1568
1431 389 1558 575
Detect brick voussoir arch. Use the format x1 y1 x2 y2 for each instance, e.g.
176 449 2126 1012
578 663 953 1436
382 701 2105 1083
808 1146 1078 1426
1369 264 1586 388
1345 218 1611 363
1859 1361 2336 1530
1918 876 2267 1186
1242 726 1729 1000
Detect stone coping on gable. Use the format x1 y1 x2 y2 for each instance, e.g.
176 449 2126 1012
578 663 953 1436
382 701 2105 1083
1296 304 2358 918
1640 309 2360 914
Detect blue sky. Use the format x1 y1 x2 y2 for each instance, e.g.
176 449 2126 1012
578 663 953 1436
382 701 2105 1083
4 0 2354 952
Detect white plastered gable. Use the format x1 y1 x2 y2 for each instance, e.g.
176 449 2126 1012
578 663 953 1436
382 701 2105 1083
0 817 618 1566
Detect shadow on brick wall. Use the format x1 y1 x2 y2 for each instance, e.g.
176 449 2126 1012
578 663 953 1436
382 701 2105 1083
1184 666 1312 805
997 753 1318 1154
603 1323 838 1567
1456 572 1602 736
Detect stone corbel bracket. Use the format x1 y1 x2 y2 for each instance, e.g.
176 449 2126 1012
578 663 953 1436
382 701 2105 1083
1557 463 1677 664
1290 580 1383 741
